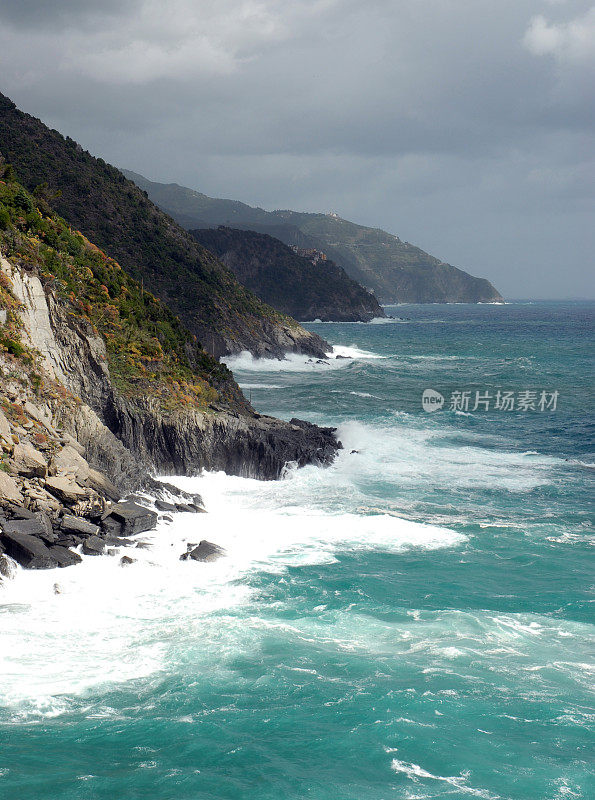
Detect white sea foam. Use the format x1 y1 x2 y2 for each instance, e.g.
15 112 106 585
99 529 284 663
0 412 575 724
239 383 285 390
331 344 385 359
334 419 558 493
390 759 496 798
0 459 466 719
223 345 383 373
349 391 379 399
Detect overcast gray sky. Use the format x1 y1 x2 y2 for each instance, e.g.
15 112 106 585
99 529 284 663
0 0 593 298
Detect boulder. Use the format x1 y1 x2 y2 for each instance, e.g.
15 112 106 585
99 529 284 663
104 502 158 536
59 432 85 456
10 443 47 478
0 470 23 504
1 528 57 569
34 511 55 542
61 514 99 537
49 445 90 482
181 540 226 563
82 535 105 556
119 555 136 567
5 504 36 519
2 515 56 544
44 476 88 505
48 545 82 568
101 516 124 538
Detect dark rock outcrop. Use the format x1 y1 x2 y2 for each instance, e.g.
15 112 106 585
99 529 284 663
82 535 105 555
181 540 225 562
2 527 62 569
102 502 158 537
97 405 340 480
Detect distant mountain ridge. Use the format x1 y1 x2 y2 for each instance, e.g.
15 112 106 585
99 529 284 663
191 226 385 322
123 170 504 304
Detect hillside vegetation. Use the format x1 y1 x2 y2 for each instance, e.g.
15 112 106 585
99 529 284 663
0 93 327 358
191 226 384 322
0 168 242 411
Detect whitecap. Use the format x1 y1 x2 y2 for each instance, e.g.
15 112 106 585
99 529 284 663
239 383 285 390
390 759 497 798
223 345 384 373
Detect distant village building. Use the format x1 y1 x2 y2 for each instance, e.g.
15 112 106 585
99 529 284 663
289 245 328 265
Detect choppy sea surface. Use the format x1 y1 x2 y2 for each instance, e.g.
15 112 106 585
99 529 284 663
1 301 593 800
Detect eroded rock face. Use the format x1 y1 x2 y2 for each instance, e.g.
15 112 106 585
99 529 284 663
99 403 340 481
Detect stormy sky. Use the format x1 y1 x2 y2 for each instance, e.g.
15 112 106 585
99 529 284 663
0 0 593 298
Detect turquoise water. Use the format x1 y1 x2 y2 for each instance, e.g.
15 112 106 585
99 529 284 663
1 301 593 799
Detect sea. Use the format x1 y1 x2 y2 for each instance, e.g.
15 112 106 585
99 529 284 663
0 301 593 800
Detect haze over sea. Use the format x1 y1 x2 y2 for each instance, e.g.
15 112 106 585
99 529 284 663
1 301 593 799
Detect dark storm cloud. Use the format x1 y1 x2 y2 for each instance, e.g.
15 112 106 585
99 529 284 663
0 0 592 297
0 0 137 29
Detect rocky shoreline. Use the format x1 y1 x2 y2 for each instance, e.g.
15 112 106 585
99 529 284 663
0 388 207 576
0 256 341 576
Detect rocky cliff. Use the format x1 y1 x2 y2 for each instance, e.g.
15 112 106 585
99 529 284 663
0 176 340 572
0 176 339 482
0 92 329 359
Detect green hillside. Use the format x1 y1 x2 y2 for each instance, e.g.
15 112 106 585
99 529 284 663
0 93 328 359
0 168 243 411
191 226 384 322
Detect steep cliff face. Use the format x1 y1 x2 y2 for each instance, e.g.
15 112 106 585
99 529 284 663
125 170 504 304
0 178 340 489
191 226 385 322
0 92 329 359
